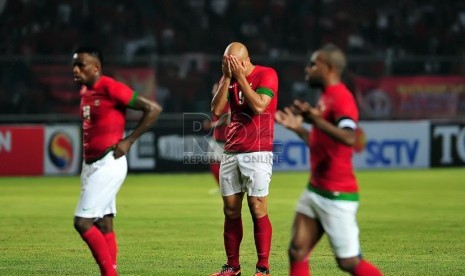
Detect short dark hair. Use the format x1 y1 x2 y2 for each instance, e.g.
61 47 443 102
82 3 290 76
320 43 346 74
74 46 104 64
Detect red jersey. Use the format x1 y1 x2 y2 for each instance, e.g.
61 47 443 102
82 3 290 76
309 83 359 193
225 65 278 153
213 103 229 142
80 76 137 163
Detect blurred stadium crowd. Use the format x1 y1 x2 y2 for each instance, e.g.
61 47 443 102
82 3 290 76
1 0 465 115
3 0 465 57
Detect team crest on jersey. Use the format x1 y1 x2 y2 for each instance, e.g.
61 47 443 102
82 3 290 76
83 105 91 120
94 100 100 106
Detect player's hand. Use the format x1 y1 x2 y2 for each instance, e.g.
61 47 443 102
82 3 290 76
293 99 322 123
112 140 131 159
221 56 232 79
228 55 247 79
275 107 303 131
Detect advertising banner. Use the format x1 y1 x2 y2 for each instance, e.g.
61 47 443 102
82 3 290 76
273 121 431 171
430 123 465 167
44 125 81 175
4 119 461 175
138 113 210 172
354 76 465 120
0 125 44 175
353 121 430 169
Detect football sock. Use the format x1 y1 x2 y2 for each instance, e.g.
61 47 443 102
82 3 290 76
253 215 272 269
81 226 117 276
224 217 243 268
210 162 220 185
353 260 383 276
103 231 118 267
290 259 310 276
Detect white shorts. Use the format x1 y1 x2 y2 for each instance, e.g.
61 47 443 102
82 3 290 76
75 151 128 219
295 189 361 258
219 151 273 197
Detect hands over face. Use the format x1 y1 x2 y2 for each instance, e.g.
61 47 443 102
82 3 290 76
221 56 232 78
223 55 247 79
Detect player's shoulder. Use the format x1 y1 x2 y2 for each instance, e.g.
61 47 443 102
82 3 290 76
99 75 117 86
254 65 278 83
329 83 353 99
256 65 277 75
94 75 117 91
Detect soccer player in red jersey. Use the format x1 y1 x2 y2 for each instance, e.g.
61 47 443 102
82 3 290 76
72 47 162 276
210 42 278 276
275 44 383 276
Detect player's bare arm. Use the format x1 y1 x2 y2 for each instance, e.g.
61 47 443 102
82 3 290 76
113 96 162 158
293 99 356 146
275 107 309 145
313 117 356 146
212 112 231 128
203 112 230 130
229 55 271 114
211 56 231 117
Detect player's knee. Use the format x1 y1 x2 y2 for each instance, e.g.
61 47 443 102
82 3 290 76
73 217 93 234
288 243 307 262
95 216 113 233
247 201 266 219
95 223 112 233
223 205 241 218
336 257 359 272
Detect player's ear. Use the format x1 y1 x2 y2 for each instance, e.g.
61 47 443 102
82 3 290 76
243 57 250 67
326 62 334 73
93 64 100 75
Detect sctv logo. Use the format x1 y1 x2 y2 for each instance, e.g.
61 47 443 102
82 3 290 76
356 128 420 166
364 140 419 165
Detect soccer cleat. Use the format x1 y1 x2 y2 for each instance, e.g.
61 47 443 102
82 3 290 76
253 266 270 276
210 264 241 276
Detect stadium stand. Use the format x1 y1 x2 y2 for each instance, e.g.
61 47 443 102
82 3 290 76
0 0 464 116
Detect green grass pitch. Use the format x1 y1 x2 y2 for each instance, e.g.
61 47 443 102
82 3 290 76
0 169 464 275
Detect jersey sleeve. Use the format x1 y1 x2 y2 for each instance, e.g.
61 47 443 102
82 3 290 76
256 68 278 98
333 90 359 128
108 81 138 108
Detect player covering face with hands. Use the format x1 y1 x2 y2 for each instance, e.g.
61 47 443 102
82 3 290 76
275 44 383 276
72 47 162 276
210 42 278 276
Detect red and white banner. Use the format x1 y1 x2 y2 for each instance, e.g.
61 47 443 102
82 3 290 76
354 76 465 119
0 125 44 175
0 124 81 176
